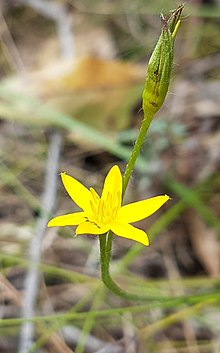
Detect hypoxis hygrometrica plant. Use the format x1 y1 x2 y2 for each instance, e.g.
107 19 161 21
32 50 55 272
48 5 184 301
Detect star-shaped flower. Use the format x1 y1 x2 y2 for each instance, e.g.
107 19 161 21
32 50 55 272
48 165 170 246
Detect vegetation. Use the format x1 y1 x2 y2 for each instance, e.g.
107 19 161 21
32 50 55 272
0 1 220 352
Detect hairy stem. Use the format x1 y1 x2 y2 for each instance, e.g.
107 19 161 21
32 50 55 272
122 113 154 195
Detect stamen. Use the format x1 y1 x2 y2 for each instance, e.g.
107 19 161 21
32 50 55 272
108 193 112 207
90 200 97 215
90 187 100 204
111 206 117 219
116 191 121 208
91 188 121 225
98 199 104 215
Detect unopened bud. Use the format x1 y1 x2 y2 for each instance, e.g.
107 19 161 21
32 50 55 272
142 4 184 116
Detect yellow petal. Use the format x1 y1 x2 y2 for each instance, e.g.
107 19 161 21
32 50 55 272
101 165 122 206
61 173 91 212
117 194 170 223
48 212 86 227
76 222 109 235
110 222 149 246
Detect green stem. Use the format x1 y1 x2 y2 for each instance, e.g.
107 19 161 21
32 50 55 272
99 232 156 301
99 112 157 301
122 112 154 195
99 233 219 303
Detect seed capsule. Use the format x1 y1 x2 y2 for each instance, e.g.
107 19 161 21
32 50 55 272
142 4 184 116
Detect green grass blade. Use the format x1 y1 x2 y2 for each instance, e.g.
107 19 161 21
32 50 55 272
0 83 146 170
167 178 220 235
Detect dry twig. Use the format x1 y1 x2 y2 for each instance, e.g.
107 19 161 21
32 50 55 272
18 132 62 353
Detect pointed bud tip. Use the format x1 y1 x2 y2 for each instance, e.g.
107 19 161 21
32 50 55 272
160 13 167 25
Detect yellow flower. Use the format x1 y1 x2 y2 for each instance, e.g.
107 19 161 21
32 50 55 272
48 165 170 246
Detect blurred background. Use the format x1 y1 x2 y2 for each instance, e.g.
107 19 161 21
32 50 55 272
0 0 220 352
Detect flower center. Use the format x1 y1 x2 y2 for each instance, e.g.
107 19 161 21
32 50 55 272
89 188 121 225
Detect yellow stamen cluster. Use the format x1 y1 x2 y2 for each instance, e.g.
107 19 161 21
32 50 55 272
89 188 121 225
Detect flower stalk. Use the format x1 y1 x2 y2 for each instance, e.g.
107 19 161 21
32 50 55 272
99 4 184 301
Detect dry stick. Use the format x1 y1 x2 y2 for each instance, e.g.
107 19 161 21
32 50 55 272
17 0 75 351
18 133 62 353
